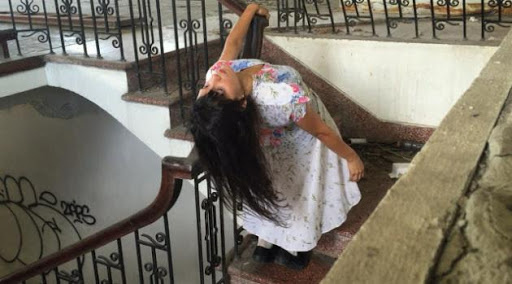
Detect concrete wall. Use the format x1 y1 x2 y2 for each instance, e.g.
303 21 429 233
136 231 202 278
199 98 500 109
267 35 497 127
0 87 202 283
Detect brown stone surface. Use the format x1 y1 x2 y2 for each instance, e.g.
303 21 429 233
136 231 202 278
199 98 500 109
0 55 45 77
122 86 186 107
44 54 132 70
229 236 335 284
321 29 512 284
260 38 435 144
164 125 194 142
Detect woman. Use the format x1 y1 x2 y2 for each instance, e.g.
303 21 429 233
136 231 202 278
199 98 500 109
190 3 364 270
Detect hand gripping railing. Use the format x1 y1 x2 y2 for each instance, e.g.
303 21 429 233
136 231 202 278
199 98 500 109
218 0 269 59
0 152 200 284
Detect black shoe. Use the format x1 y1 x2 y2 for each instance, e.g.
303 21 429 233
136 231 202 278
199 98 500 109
274 248 312 270
252 246 279 263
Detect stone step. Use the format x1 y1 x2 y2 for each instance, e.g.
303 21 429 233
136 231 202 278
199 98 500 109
229 236 335 284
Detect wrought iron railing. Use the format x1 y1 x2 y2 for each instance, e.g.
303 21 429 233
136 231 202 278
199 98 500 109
277 0 512 40
0 150 248 284
0 1 266 282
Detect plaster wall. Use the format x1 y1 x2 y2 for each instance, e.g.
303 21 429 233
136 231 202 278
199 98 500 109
267 36 498 127
0 87 201 283
44 62 193 159
0 68 47 98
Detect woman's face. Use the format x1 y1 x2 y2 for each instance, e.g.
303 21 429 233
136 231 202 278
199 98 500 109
198 62 245 102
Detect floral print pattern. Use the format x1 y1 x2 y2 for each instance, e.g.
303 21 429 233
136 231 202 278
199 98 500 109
206 59 361 251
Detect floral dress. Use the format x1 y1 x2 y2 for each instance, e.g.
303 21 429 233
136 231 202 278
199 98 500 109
206 59 361 252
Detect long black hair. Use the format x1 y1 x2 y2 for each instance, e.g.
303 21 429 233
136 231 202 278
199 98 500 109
190 91 283 224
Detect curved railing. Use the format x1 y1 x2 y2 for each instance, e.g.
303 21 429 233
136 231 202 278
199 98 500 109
0 153 198 283
0 1 268 282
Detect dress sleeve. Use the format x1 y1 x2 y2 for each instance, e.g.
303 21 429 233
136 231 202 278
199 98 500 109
254 81 310 127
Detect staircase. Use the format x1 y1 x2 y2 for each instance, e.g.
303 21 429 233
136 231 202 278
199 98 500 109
0 0 432 283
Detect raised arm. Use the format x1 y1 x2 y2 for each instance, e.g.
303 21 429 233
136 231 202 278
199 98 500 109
219 3 269 61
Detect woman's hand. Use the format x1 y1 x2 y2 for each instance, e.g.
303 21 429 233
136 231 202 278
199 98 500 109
256 6 270 20
347 151 364 182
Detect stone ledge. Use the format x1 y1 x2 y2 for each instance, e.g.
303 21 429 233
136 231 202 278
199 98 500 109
321 29 512 284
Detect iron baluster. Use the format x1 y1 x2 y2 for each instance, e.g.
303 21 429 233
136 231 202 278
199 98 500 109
155 0 168 93
413 0 419 38
42 0 53 53
277 0 281 31
139 0 154 72
301 0 313 33
163 213 175 284
194 174 206 284
463 0 466 39
76 0 88 57
294 0 298 33
383 0 392 37
325 0 337 33
54 267 61 284
90 0 102 58
201 0 210 73
171 0 185 121
54 0 67 54
128 0 142 90
367 0 376 35
117 238 127 284
8 0 22 55
42 273 48 284
134 230 145 284
339 0 351 34
217 184 228 284
114 0 125 61
202 177 220 281
430 0 437 38
91 249 100 283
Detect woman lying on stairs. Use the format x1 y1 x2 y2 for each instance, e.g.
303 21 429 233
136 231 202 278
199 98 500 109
190 3 364 270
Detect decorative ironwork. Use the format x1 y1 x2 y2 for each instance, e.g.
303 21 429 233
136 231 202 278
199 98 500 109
202 191 221 275
135 231 172 283
59 0 78 15
17 0 40 15
55 268 84 284
96 0 115 16
193 172 228 284
92 239 127 284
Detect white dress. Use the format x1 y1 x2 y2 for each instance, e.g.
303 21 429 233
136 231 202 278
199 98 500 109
207 59 361 252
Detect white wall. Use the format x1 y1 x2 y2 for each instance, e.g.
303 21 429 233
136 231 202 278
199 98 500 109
267 36 497 127
0 68 47 98
0 87 205 283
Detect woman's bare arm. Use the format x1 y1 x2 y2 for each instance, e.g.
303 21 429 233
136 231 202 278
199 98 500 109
219 4 268 61
296 104 365 181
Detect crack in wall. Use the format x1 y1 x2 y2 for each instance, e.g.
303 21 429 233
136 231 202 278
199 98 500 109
431 93 512 283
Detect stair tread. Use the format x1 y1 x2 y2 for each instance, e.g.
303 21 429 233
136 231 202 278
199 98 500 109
229 237 335 284
122 86 192 107
164 126 194 141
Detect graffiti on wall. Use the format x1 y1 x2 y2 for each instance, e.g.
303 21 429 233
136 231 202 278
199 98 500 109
0 174 96 270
